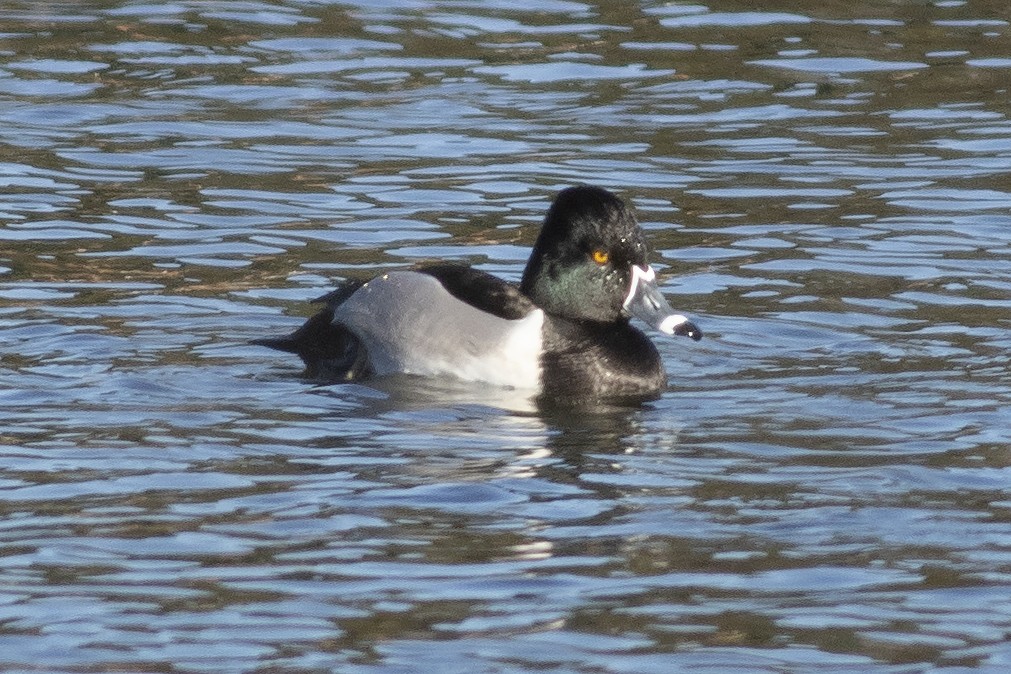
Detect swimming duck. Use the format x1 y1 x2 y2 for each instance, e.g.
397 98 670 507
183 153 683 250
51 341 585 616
254 185 701 400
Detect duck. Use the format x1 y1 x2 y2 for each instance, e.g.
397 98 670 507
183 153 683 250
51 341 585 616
253 185 702 401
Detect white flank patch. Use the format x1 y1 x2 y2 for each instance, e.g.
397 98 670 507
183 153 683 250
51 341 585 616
332 271 544 390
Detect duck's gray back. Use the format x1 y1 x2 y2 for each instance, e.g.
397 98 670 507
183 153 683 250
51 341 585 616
333 271 544 390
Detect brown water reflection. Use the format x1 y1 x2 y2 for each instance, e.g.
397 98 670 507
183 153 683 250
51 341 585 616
1 1 1010 672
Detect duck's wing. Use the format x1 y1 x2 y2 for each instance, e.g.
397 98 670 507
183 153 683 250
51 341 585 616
332 269 544 388
253 265 539 384
418 263 536 320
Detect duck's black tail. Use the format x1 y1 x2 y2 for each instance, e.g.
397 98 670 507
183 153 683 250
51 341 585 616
252 280 370 381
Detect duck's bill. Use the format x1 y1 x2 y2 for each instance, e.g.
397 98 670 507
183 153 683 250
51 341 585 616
623 265 702 341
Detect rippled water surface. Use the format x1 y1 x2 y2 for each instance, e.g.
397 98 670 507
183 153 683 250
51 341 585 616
2 1 1010 672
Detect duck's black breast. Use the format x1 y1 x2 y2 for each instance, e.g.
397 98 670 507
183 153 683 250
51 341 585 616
424 264 667 399
538 316 666 400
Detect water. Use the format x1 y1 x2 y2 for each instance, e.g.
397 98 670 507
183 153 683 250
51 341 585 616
1 1 1010 672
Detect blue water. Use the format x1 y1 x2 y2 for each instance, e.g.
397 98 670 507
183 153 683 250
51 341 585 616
1 1 1010 672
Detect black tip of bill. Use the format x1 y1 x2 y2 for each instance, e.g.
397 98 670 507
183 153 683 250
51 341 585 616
672 319 703 341
624 265 703 342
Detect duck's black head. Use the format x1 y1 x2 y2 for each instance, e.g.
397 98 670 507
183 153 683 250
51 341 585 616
520 185 701 340
520 185 647 323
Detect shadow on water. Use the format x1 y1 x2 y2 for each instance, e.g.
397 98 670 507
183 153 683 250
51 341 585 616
302 372 675 474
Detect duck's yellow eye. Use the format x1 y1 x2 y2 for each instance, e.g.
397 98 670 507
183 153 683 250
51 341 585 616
592 249 609 265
